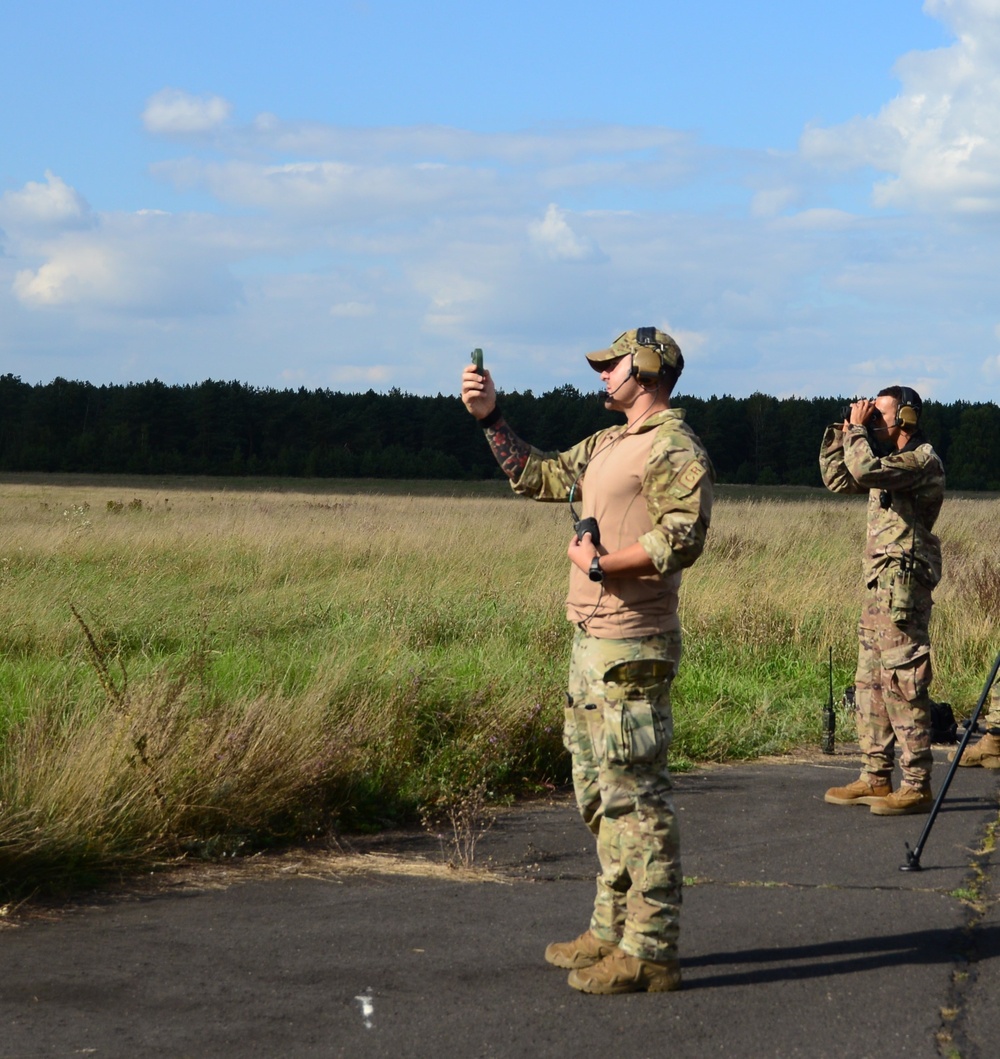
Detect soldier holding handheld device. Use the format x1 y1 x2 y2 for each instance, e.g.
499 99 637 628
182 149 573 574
460 329 714 994
820 387 945 815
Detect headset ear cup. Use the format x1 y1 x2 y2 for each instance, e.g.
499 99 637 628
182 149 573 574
631 347 662 385
895 385 921 428
898 405 919 429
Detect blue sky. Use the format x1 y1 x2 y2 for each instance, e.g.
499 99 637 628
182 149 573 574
2 0 998 402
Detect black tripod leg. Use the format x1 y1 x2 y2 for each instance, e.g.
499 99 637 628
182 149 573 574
900 650 1000 871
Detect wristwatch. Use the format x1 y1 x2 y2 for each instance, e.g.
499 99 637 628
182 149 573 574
588 556 604 583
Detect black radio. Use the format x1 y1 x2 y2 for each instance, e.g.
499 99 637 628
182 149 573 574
574 517 601 547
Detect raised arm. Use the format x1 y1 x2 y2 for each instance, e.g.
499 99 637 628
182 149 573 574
842 427 939 490
460 364 531 480
819 423 865 494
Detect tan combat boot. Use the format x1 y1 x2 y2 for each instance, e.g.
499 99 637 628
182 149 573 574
824 776 892 806
951 732 1000 769
567 949 682 994
869 785 933 816
544 929 618 970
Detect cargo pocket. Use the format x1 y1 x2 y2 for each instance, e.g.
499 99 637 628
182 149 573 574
562 692 586 755
881 641 932 704
602 659 673 766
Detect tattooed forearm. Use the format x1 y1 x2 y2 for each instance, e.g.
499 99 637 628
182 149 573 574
484 419 531 480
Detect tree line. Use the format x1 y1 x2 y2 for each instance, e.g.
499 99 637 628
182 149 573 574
0 374 998 490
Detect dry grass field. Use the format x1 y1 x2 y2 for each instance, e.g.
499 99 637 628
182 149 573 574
0 475 996 895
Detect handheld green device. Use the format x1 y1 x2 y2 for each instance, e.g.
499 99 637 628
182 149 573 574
471 348 484 375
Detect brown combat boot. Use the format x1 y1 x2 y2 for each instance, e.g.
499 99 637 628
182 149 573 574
824 776 892 806
869 785 933 816
567 949 682 994
544 929 618 970
951 732 1000 769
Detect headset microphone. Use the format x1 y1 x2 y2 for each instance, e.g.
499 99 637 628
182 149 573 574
603 374 632 401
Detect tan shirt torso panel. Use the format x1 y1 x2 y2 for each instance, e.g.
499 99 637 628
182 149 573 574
567 427 682 637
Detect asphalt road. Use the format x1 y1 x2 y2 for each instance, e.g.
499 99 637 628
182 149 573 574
1 748 998 1059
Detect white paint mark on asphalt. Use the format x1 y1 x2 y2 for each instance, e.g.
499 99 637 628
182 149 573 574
354 987 374 1029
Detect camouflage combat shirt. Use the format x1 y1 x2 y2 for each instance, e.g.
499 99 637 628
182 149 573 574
511 408 714 638
819 423 945 588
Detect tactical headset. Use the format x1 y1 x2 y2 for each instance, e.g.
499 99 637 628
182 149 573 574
631 326 673 386
894 386 922 430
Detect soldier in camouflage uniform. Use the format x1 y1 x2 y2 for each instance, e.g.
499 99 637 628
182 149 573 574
951 683 1000 768
820 387 945 815
460 328 713 994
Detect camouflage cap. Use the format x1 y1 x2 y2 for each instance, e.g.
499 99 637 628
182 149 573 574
585 327 683 373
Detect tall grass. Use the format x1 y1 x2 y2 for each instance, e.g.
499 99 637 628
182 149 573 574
0 477 996 896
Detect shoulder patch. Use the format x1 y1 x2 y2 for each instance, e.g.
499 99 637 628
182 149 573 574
677 458 707 492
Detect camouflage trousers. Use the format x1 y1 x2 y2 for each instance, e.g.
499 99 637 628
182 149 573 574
981 684 1000 732
564 627 683 963
854 569 934 788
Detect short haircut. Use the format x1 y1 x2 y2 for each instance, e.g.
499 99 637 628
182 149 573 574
660 354 684 396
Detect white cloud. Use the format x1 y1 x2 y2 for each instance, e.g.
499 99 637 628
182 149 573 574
223 117 697 170
143 88 232 135
528 204 600 261
1 169 990 399
147 120 705 226
667 326 708 360
0 171 90 228
800 0 1000 214
845 356 948 399
412 266 495 335
10 213 241 316
927 0 1000 31
14 243 114 306
151 157 504 223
